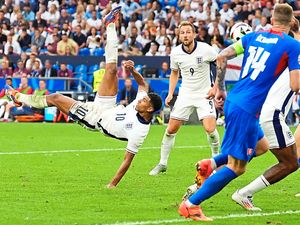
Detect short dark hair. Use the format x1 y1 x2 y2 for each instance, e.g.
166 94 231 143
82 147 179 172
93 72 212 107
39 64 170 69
148 92 162 112
6 77 12 82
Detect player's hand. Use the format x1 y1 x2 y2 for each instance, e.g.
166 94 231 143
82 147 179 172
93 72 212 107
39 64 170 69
215 89 227 110
206 86 217 100
165 94 173 107
123 60 135 71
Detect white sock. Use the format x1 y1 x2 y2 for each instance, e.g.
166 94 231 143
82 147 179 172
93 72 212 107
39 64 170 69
186 200 196 207
206 129 220 157
105 23 118 64
211 158 217 170
159 132 176 166
4 111 9 119
17 93 48 109
239 175 270 197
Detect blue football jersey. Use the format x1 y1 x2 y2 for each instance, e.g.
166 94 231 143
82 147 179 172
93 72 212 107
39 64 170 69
227 30 300 115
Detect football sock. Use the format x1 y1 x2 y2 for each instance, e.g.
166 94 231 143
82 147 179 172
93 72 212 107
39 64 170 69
206 129 220 157
213 153 228 168
16 93 48 109
3 111 9 120
105 23 118 64
189 166 237 205
238 175 270 197
159 131 176 166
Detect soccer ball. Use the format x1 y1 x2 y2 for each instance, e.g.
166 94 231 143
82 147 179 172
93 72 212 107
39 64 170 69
230 22 252 42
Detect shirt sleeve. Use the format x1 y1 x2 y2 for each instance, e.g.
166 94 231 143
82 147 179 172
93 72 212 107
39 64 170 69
288 41 300 71
170 49 179 71
126 126 149 154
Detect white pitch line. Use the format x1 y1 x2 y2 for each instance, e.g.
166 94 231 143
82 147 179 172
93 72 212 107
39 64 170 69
0 145 209 155
102 210 300 225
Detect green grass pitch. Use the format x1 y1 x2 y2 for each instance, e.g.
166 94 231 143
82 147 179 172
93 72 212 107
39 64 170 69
0 123 299 225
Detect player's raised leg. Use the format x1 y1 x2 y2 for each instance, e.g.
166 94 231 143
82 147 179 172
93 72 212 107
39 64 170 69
6 84 76 115
96 6 121 98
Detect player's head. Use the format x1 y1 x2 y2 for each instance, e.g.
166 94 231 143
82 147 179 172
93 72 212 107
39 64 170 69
178 21 196 47
136 92 162 114
271 3 293 27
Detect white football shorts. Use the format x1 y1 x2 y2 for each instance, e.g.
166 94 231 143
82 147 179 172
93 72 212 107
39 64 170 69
69 95 117 130
170 94 216 121
260 104 295 149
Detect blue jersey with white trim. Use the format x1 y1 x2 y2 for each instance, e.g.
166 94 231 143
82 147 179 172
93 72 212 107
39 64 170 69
227 30 300 115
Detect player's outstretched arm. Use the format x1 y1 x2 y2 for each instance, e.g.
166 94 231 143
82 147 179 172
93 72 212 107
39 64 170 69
123 60 148 92
107 151 135 188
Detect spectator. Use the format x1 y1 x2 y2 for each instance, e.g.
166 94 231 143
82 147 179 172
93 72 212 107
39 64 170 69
220 3 234 25
92 61 105 93
72 25 87 49
180 2 195 21
58 9 72 28
0 60 13 77
122 0 141 23
0 10 10 28
41 60 57 77
57 30 79 56
127 45 143 56
210 27 225 52
58 63 73 78
86 26 101 51
32 11 47 29
71 14 86 31
31 29 45 50
154 2 167 22
10 5 21 25
158 61 171 78
13 60 29 77
25 52 42 71
251 9 263 31
255 16 272 31
4 34 21 55
20 52 28 65
46 34 60 55
29 60 42 77
22 3 35 22
196 27 211 45
44 4 60 25
120 78 137 106
262 1 273 20
118 60 131 79
18 28 31 51
45 25 60 48
86 10 102 30
158 36 171 56
145 42 159 56
18 76 33 94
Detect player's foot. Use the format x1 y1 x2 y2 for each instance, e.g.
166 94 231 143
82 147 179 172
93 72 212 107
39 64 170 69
232 190 262 211
195 159 213 187
5 85 22 107
149 164 167 176
295 193 300 197
182 183 198 201
178 201 213 221
103 6 121 26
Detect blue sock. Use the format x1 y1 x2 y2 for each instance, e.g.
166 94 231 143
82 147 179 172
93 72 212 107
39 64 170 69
189 166 237 205
298 158 300 168
213 153 228 167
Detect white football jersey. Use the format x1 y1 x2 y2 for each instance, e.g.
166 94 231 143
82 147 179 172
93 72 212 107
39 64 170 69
97 91 150 154
260 68 294 122
170 41 218 96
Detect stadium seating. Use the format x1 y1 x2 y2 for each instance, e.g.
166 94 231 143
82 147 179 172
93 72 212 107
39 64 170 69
79 48 90 56
66 64 73 72
93 48 105 56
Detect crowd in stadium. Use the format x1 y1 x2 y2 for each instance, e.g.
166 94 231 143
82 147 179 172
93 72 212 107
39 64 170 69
0 0 299 77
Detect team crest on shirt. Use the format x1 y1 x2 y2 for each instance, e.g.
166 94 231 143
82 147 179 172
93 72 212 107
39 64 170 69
196 57 203 64
125 123 133 129
247 148 253 156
